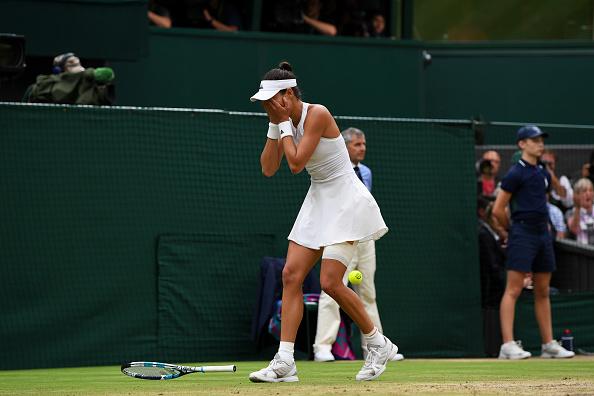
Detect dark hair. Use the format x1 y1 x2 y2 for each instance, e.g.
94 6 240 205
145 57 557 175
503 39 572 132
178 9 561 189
262 61 302 99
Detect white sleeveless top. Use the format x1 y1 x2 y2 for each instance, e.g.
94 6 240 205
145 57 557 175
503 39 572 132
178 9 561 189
286 102 388 249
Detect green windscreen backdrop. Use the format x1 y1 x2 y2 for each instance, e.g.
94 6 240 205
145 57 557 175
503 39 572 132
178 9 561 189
0 103 482 368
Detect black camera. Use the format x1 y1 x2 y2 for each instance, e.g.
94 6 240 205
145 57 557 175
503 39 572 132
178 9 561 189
0 34 26 79
540 160 552 168
478 158 493 174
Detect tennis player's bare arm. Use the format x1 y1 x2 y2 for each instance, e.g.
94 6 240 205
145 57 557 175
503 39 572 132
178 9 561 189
259 101 285 177
260 136 284 177
281 104 339 174
492 189 511 230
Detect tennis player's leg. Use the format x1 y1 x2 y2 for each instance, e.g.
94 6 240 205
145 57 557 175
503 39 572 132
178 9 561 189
321 242 398 381
249 241 322 383
353 241 382 347
313 254 356 362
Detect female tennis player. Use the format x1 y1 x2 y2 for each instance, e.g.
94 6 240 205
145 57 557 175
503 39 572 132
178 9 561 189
248 62 397 382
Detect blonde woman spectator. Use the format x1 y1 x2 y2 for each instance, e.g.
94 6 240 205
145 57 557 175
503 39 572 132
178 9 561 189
566 178 594 245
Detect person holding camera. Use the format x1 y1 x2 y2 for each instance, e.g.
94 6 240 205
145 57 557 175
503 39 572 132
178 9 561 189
477 150 501 199
23 53 115 105
541 149 572 212
263 0 336 36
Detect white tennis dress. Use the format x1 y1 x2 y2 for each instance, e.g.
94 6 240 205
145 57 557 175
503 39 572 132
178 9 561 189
287 102 388 249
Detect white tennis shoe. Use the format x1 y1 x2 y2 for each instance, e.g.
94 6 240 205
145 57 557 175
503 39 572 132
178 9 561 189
391 353 404 361
248 354 299 383
498 340 531 360
355 336 398 381
541 340 575 358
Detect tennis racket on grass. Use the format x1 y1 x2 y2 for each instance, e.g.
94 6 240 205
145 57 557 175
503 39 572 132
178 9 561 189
121 361 236 380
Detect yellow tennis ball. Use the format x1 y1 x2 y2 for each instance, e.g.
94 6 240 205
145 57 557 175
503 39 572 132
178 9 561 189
348 270 363 285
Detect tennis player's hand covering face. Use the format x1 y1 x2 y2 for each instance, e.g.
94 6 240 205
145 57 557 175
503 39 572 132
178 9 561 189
262 94 290 124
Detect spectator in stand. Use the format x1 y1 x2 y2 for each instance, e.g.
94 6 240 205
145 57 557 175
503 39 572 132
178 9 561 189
262 0 337 36
477 150 501 199
483 150 502 176
478 197 506 309
566 178 594 245
547 198 567 240
541 149 573 212
173 0 243 30
201 0 242 32
148 0 172 28
303 0 337 36
337 1 368 37
369 13 388 38
581 150 594 185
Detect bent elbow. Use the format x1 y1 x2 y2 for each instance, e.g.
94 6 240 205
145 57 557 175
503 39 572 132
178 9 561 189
289 163 304 174
262 168 276 178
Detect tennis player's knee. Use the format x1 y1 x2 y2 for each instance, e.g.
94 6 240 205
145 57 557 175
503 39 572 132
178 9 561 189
320 275 344 299
282 264 304 288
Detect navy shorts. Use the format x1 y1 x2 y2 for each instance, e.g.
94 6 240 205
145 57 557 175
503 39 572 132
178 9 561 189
505 222 556 273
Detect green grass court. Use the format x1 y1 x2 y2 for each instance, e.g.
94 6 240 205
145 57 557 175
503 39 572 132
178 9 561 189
2 357 593 395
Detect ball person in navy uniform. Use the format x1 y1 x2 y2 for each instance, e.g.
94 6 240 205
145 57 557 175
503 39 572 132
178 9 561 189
493 125 574 360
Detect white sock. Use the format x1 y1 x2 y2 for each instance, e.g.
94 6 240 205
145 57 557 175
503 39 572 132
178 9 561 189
363 327 385 347
278 341 295 361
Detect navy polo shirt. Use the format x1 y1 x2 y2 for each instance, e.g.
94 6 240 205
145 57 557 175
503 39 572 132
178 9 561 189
500 159 551 225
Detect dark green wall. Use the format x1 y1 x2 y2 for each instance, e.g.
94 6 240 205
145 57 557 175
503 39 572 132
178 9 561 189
0 104 482 368
422 42 594 127
0 0 148 60
111 29 423 117
109 29 594 137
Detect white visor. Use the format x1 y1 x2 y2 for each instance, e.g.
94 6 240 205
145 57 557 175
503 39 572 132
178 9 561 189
250 79 297 102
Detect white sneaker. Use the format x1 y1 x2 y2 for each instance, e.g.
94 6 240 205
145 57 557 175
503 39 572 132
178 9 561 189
541 340 575 358
391 353 404 361
248 354 299 382
314 349 335 362
355 336 398 381
498 340 532 360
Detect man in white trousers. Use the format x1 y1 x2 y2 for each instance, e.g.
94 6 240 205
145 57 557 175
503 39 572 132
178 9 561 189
313 127 404 362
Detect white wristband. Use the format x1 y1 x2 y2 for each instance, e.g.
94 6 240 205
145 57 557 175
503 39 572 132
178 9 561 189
279 120 293 139
267 122 280 140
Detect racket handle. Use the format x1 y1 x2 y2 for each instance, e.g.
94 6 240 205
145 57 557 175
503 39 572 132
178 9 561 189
198 365 236 372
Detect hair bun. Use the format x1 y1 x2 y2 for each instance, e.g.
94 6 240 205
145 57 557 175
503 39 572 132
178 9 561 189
278 61 293 72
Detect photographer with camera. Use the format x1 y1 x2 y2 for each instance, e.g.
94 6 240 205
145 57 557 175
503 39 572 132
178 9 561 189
477 150 501 199
540 149 572 213
23 53 115 105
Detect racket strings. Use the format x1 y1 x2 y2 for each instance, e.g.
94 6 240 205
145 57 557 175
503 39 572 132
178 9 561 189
123 366 181 379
